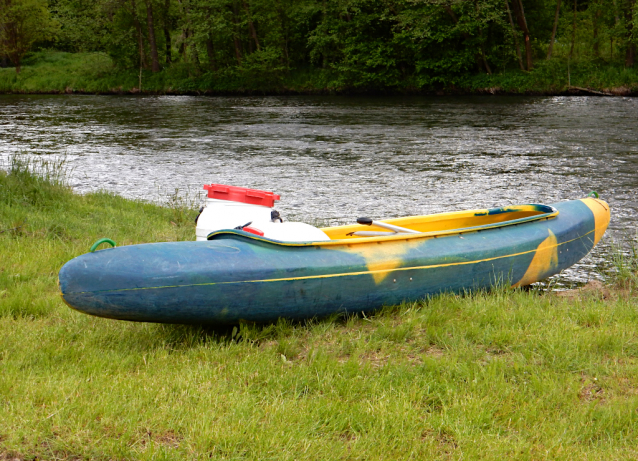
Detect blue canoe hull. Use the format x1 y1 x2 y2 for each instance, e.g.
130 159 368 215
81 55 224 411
58 198 610 324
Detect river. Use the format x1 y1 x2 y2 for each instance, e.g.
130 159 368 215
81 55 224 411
1 94 637 286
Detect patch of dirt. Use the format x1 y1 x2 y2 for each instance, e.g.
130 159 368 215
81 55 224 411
579 374 605 402
358 351 390 368
425 346 445 358
579 383 604 402
0 452 24 461
605 86 635 96
139 429 182 449
259 340 278 349
556 280 613 301
421 428 458 451
486 346 510 355
613 377 638 397
338 431 358 442
153 430 181 448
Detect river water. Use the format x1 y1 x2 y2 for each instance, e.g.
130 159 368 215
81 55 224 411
1 94 637 286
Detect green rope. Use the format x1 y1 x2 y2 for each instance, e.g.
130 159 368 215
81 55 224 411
587 191 599 198
90 238 117 252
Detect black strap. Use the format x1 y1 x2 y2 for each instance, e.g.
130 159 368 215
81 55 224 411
271 210 283 222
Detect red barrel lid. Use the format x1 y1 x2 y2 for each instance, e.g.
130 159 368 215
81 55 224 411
203 183 280 207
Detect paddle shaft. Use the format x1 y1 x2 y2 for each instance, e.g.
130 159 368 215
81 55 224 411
366 220 420 234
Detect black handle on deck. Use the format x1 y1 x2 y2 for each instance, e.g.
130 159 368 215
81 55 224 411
357 217 373 225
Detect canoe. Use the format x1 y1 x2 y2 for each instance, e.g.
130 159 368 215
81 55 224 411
58 197 610 324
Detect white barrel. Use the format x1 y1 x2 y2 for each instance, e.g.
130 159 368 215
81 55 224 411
196 183 330 243
195 198 273 241
195 199 330 242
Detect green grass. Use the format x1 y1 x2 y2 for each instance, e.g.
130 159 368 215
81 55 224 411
0 154 194 318
1 155 638 460
465 58 638 94
0 52 118 94
1 51 637 95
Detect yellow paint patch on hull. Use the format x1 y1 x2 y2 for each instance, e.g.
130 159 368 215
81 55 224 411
336 240 419 284
366 260 403 284
580 198 611 246
513 229 559 287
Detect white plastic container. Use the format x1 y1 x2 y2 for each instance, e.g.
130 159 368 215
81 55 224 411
196 184 330 242
195 198 274 241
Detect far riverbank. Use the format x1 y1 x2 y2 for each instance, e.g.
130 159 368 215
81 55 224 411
1 51 637 96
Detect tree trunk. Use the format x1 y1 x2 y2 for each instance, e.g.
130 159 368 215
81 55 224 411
4 25 21 73
145 0 160 72
505 0 525 69
627 44 636 67
204 9 218 71
205 38 217 71
481 48 492 73
178 29 186 61
130 0 147 70
163 27 171 64
0 30 7 68
569 0 578 58
474 0 492 74
547 0 561 59
163 0 172 64
191 35 201 68
593 9 601 57
242 0 260 51
5 22 21 73
232 1 243 65
625 0 636 67
276 0 290 67
233 35 242 65
513 0 533 70
322 0 328 68
283 38 289 66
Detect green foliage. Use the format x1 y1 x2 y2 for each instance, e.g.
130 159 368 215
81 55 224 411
0 154 70 207
606 237 638 287
0 51 118 92
2 50 638 94
53 0 113 52
1 0 638 91
0 0 59 72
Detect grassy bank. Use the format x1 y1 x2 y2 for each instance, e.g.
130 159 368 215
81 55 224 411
1 156 638 460
1 51 638 95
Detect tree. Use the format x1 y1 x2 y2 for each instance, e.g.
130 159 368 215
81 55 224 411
546 0 561 59
624 0 636 66
0 0 58 73
145 0 160 71
510 0 533 70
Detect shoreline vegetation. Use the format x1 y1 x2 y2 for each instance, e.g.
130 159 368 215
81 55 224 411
1 51 637 96
2 155 638 459
2 0 638 98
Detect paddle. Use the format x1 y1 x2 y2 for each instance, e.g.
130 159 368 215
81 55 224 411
356 217 420 234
